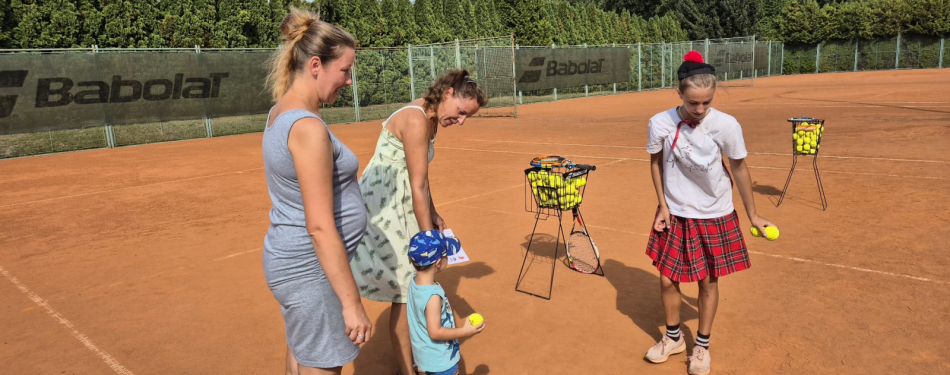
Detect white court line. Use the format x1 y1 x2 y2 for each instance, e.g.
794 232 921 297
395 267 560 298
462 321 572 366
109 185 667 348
213 248 262 261
456 205 947 285
0 264 134 375
468 139 950 164
437 146 649 162
0 167 264 209
442 146 948 180
468 139 645 150
436 184 523 207
747 251 947 285
746 165 950 181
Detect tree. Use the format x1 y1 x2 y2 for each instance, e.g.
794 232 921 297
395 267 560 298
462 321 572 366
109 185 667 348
495 0 555 46
719 0 760 38
12 0 82 48
473 0 500 38
389 0 419 45
777 0 823 44
414 0 449 43
213 0 280 48
0 0 11 47
444 0 474 40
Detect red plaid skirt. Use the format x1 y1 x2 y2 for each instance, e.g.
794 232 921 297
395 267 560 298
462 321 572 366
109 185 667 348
645 211 750 283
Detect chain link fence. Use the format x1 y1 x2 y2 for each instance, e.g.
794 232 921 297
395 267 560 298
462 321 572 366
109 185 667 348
782 34 946 74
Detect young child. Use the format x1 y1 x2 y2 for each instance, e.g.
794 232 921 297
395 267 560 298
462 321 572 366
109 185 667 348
643 51 776 375
407 230 485 375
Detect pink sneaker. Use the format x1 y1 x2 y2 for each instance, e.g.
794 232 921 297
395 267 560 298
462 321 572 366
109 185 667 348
645 335 686 363
687 346 711 375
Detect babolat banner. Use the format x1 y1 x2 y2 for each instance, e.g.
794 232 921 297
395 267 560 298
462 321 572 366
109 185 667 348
0 52 273 135
515 47 631 91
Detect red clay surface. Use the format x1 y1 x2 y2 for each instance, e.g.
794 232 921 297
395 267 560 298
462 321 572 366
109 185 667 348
2 69 949 375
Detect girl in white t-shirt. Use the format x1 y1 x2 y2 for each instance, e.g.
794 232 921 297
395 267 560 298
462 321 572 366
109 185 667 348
642 51 776 375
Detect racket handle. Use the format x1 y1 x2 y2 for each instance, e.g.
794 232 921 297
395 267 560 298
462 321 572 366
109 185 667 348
575 164 596 171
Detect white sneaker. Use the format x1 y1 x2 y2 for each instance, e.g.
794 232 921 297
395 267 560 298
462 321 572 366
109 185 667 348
687 346 711 375
645 335 686 363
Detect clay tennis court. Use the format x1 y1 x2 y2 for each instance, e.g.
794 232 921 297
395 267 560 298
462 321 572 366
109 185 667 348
2 69 948 374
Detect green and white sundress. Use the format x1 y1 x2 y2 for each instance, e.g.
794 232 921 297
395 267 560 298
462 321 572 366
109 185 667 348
350 105 435 303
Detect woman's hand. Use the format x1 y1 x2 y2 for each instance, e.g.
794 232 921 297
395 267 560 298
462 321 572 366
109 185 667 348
749 214 776 238
432 212 446 232
343 303 373 345
653 206 671 232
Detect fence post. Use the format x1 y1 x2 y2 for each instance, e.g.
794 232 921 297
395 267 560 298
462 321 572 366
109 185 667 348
815 42 821 73
661 43 666 88
780 43 785 75
895 33 901 69
351 62 360 123
552 43 557 101
196 45 214 138
454 38 462 69
584 44 589 97
510 35 518 118
93 44 115 148
407 44 416 99
704 38 709 60
767 40 772 76
429 45 436 81
750 35 755 85
940 35 945 68
515 44 523 104
612 43 617 94
638 43 642 91
854 39 859 71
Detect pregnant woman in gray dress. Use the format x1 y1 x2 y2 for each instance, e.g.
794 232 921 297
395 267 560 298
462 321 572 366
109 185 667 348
261 8 372 375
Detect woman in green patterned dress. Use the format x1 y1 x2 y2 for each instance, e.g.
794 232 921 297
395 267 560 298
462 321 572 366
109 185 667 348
350 69 487 374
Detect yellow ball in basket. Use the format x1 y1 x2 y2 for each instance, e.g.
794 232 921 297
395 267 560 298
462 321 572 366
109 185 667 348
803 144 811 151
577 176 587 186
532 188 538 196
796 145 803 153
810 141 817 147
793 133 799 140
796 138 804 146
810 149 816 154
798 130 805 136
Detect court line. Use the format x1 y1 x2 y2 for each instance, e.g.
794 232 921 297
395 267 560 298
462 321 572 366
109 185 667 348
0 167 264 209
436 184 524 207
466 139 950 164
747 251 947 285
441 146 949 180
454 204 947 285
213 248 262 261
0 263 135 375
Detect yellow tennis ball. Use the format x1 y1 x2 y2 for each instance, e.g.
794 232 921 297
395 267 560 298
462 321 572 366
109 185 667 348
764 226 780 241
532 188 538 196
801 122 809 126
803 144 811 151
469 313 484 326
810 149 816 154
810 141 817 147
798 130 805 136
750 226 762 237
792 133 799 140
796 145 803 153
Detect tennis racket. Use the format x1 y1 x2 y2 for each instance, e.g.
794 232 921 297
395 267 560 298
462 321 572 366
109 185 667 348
530 155 575 169
567 206 600 274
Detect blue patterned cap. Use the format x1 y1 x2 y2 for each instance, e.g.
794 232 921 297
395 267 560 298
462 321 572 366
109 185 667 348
408 230 461 267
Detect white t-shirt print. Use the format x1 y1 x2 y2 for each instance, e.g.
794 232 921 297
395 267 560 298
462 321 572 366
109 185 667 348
646 107 748 219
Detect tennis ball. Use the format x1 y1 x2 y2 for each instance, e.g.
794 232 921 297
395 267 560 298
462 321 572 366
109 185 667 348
764 226 780 241
810 149 816 154
796 138 804 146
801 122 809 126
793 133 799 140
469 313 484 326
750 226 762 237
798 130 805 136
532 188 538 196
810 141 817 147
577 176 587 186
796 145 803 153
803 144 811 151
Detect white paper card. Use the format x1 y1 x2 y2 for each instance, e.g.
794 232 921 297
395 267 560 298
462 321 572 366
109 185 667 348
443 229 470 265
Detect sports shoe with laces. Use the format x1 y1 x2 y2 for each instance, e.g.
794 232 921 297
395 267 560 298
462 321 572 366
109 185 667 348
645 335 686 363
687 346 711 375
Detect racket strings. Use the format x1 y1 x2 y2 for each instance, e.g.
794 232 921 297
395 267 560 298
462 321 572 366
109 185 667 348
568 232 599 273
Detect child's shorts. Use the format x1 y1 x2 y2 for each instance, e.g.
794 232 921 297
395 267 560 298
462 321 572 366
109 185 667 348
645 210 750 282
426 362 459 375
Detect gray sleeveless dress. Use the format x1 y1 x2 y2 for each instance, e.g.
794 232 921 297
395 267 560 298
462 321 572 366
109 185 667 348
261 109 368 368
